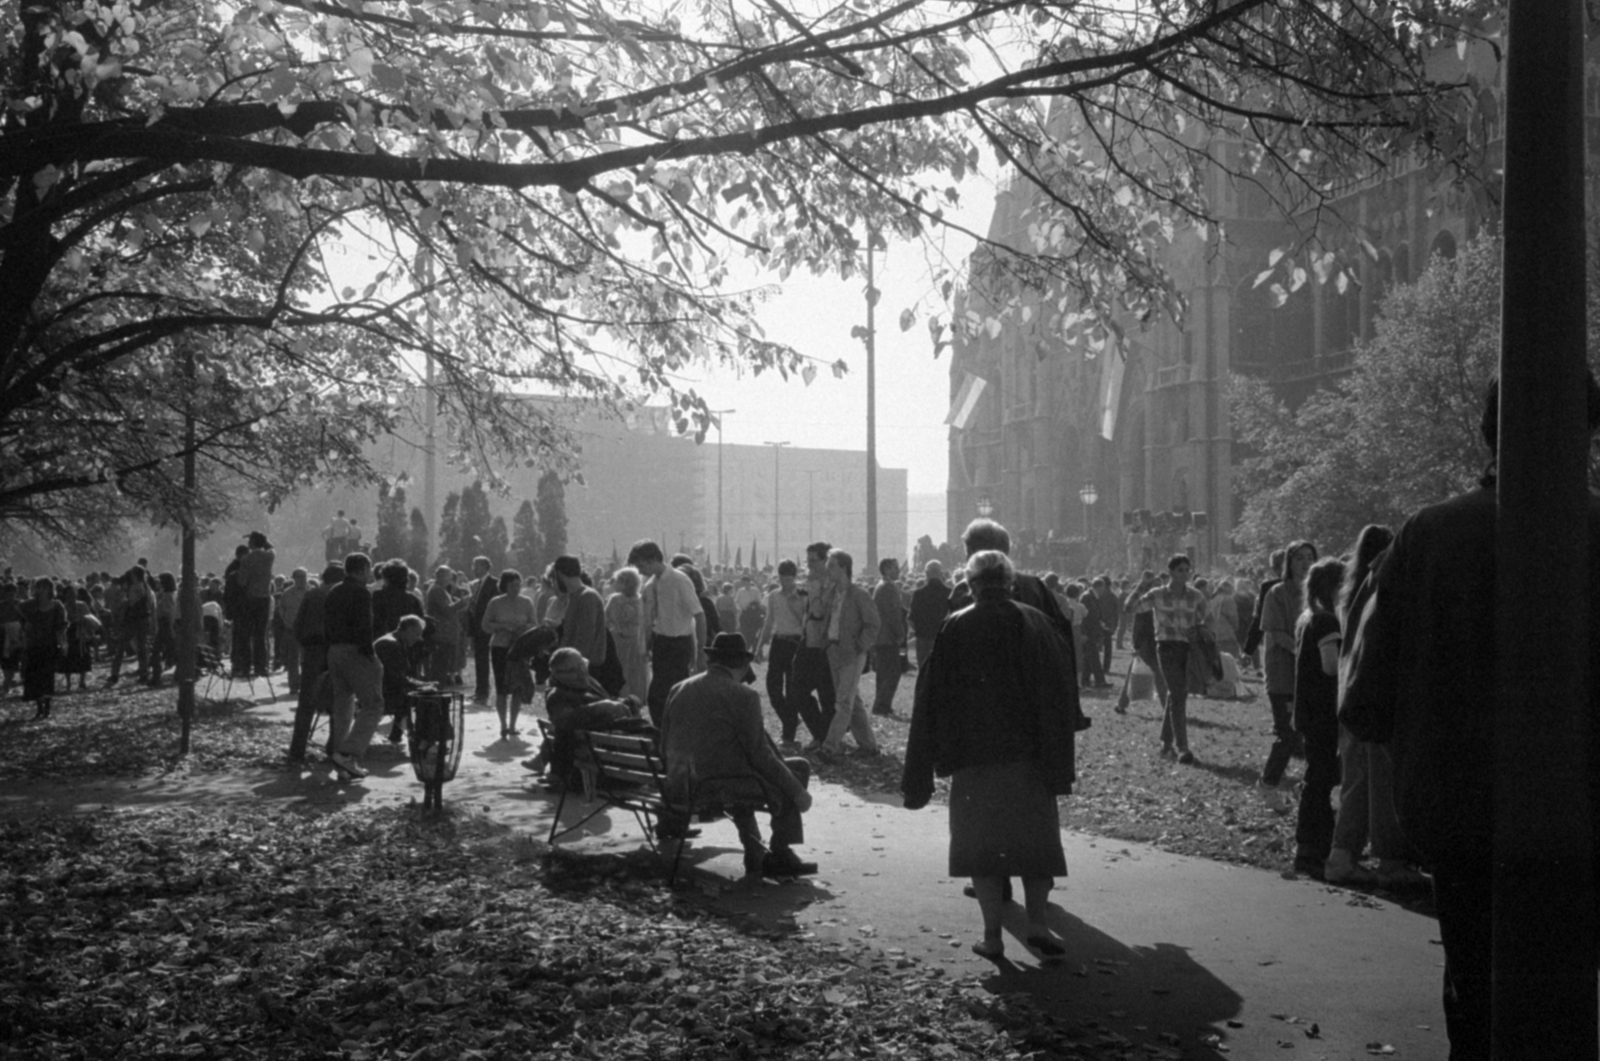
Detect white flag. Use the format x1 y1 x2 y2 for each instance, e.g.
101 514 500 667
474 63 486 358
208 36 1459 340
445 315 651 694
945 373 988 430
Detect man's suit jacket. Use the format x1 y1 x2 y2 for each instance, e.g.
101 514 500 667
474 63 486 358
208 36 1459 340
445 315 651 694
834 582 880 657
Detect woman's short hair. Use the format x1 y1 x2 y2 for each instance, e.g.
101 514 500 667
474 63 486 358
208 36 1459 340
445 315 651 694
382 561 410 588
1167 553 1191 572
498 569 523 594
612 567 642 595
964 549 1014 588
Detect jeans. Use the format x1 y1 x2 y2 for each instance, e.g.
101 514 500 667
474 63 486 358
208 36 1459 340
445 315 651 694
787 645 834 744
1155 641 1190 753
1329 726 1406 860
290 641 328 761
647 634 695 728
1079 632 1106 687
871 645 903 714
1262 693 1297 785
823 645 877 753
327 644 385 759
239 596 271 676
1294 721 1339 863
110 617 150 683
764 637 803 742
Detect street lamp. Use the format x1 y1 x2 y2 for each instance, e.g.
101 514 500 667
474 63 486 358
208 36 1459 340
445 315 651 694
710 408 736 567
1079 482 1099 538
976 494 994 518
763 441 790 563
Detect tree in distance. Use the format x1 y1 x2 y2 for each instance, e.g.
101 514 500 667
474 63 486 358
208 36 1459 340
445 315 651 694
1230 232 1600 560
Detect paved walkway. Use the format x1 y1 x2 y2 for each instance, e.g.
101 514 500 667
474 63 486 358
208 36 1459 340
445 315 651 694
0 688 1449 1060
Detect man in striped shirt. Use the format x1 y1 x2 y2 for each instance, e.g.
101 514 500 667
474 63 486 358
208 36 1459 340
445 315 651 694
1131 554 1208 765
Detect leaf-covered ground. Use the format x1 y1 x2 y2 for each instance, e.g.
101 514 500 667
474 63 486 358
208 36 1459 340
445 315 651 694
0 682 285 781
766 649 1304 876
0 806 1146 1061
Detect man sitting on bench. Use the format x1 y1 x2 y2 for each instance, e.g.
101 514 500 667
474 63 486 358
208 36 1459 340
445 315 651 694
529 647 646 788
660 632 817 880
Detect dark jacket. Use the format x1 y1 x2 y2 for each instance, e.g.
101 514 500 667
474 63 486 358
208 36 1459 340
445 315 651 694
1342 484 1600 865
371 586 423 638
294 583 331 647
662 667 806 810
901 591 1077 806
949 570 1084 726
375 633 423 711
324 577 376 656
909 579 952 640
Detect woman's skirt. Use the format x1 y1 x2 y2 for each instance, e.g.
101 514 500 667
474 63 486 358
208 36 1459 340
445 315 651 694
948 759 1066 878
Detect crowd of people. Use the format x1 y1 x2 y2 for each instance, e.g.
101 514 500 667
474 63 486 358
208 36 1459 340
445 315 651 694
6 374 1560 1061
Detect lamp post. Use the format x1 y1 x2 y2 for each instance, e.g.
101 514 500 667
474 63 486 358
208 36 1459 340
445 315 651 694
1079 482 1099 539
763 441 790 563
710 408 736 567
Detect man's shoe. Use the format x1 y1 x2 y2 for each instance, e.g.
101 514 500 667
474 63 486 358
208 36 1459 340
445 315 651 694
850 746 883 759
1375 862 1431 890
329 752 368 779
1177 750 1196 765
763 850 818 877
871 708 895 717
1293 854 1326 880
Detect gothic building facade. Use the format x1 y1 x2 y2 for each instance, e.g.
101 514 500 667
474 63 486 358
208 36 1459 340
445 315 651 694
946 41 1511 573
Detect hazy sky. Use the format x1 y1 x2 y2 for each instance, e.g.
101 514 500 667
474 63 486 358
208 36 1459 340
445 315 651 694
676 179 1000 545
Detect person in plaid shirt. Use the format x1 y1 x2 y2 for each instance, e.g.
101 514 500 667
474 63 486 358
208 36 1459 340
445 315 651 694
1132 554 1208 764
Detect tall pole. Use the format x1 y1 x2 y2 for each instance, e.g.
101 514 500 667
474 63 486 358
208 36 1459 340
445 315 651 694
1494 1 1594 1056
711 408 736 568
763 441 789 563
865 225 879 571
176 346 199 754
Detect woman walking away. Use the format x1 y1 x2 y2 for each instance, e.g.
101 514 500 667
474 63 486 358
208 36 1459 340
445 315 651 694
1260 541 1317 788
1133 555 1210 764
902 550 1078 962
481 570 537 740
605 567 650 701
19 578 68 719
1291 556 1346 879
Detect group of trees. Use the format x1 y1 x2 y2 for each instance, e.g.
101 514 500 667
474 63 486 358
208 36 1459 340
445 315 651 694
1229 232 1600 559
400 472 571 580
3 0 1495 554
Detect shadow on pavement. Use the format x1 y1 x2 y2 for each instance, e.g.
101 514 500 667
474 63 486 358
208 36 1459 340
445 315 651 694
974 906 1241 1055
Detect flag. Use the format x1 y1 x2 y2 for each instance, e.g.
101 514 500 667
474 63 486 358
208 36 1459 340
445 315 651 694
736 546 743 567
753 535 760 570
945 373 988 430
1098 340 1126 441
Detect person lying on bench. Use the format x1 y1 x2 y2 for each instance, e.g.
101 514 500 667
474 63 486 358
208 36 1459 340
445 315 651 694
659 632 817 879
525 647 647 788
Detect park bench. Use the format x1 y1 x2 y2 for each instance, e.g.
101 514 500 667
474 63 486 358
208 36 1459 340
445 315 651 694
542 724 777 886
